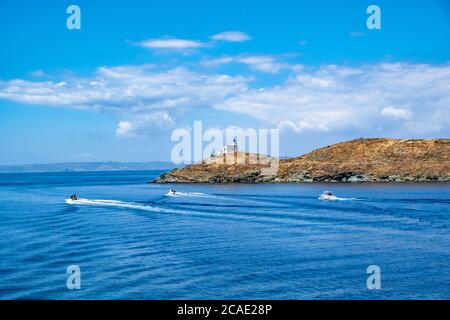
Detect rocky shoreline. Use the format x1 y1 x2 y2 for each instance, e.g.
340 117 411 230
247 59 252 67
152 138 450 183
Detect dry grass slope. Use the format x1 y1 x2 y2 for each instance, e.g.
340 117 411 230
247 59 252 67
153 138 450 183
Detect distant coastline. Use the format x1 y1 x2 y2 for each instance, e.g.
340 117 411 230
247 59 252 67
0 161 178 174
153 138 450 183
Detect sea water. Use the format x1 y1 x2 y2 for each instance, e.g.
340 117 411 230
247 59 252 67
0 171 449 299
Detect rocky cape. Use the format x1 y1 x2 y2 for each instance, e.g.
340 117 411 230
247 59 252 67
152 138 450 183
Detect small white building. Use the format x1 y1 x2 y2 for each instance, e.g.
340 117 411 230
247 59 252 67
218 139 238 155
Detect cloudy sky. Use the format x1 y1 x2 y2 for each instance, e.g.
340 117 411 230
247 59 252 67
0 0 449 164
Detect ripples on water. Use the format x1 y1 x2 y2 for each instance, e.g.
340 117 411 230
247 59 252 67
0 171 449 299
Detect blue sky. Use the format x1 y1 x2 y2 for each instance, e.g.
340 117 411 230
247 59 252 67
0 0 449 164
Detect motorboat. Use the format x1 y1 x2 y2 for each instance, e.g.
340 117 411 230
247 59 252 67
319 191 337 201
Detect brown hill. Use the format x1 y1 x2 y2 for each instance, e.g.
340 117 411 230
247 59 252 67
153 138 450 183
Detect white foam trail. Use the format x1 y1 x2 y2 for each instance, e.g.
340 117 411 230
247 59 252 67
66 198 309 226
64 198 346 227
65 198 173 213
333 197 358 201
164 191 289 208
165 191 215 198
318 196 358 202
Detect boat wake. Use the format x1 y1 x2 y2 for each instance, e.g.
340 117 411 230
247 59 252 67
318 196 358 201
317 191 359 202
65 198 173 213
165 191 215 198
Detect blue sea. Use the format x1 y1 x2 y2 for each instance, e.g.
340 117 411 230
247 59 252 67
0 170 449 299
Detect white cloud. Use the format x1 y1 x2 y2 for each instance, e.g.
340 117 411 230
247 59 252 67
0 66 250 109
116 121 133 136
116 112 175 137
203 55 302 73
138 38 205 50
210 31 251 42
2 62 450 137
0 65 251 136
216 63 450 134
136 31 250 52
137 31 251 51
381 106 413 119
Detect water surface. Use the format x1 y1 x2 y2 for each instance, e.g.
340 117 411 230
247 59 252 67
0 171 449 299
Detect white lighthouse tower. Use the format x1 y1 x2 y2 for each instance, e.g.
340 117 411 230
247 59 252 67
219 138 238 155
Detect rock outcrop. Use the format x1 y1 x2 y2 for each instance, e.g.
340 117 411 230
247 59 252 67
152 138 450 183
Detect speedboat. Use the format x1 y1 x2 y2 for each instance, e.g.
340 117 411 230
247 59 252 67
319 191 337 201
65 194 79 204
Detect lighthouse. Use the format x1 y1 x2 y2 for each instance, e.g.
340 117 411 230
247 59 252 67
219 138 238 155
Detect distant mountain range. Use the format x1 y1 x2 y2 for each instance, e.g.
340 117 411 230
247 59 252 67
0 161 178 173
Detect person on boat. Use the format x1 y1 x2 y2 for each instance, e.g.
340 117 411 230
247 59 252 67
70 194 78 200
319 191 337 201
169 188 176 195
